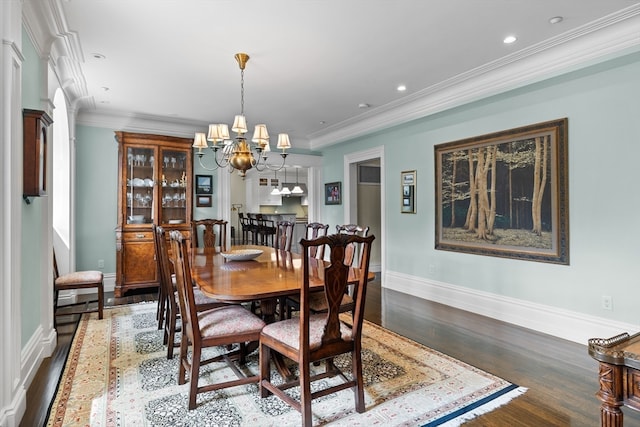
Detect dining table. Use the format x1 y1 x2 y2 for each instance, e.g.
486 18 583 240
190 244 373 322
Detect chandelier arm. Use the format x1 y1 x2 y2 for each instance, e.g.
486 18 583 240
253 151 268 171
213 150 231 169
262 153 288 172
196 146 236 171
196 154 221 171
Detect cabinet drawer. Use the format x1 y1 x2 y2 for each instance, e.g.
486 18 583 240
123 230 154 240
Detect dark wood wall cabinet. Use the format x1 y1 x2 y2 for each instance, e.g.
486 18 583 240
114 131 193 297
23 109 53 198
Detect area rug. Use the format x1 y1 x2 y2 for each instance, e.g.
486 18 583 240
46 302 525 426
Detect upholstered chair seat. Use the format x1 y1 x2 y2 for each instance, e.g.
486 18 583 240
261 314 352 351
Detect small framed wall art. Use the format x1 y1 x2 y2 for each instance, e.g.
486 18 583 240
401 170 416 213
195 174 212 194
325 182 342 205
196 195 212 207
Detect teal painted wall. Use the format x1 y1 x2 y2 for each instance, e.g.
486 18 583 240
75 126 119 272
21 28 44 346
321 51 640 325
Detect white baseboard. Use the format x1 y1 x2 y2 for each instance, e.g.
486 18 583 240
383 270 639 345
104 272 116 293
11 324 57 427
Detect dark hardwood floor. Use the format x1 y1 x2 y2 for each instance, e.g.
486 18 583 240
21 278 636 426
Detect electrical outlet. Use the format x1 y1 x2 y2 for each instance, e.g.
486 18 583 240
98 259 105 269
602 295 613 310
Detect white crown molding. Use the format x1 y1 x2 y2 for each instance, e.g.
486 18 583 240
76 109 205 138
384 270 639 346
309 5 640 150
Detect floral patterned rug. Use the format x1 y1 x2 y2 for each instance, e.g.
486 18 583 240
46 302 525 426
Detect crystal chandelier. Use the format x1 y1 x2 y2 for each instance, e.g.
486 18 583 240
193 53 290 177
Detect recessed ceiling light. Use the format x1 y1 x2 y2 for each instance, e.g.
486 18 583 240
503 35 517 44
397 84 407 92
319 121 326 125
549 16 563 24
101 86 110 91
358 103 370 109
91 53 106 59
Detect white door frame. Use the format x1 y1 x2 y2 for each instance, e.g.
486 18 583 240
343 146 385 274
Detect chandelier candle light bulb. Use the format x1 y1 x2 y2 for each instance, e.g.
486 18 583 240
193 52 289 177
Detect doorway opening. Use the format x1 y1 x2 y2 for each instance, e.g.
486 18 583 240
344 147 384 273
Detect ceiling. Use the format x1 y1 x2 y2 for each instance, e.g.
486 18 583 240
31 1 640 150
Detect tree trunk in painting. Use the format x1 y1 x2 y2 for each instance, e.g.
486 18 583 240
531 136 549 236
464 149 477 232
488 145 497 235
450 154 457 227
474 146 497 240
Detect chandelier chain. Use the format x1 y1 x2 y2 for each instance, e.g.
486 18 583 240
240 69 245 115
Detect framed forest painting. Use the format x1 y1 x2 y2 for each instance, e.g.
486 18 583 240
434 118 569 264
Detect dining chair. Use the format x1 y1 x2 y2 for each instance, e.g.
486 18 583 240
310 223 371 317
53 250 104 327
169 230 266 410
286 223 366 319
275 220 295 251
281 222 330 319
336 224 370 268
256 214 276 246
306 222 329 260
191 218 228 252
154 225 228 359
259 232 375 427
248 214 261 244
238 212 255 244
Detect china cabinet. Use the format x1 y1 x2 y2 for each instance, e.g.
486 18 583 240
114 131 193 297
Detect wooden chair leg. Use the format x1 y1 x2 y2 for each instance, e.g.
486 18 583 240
353 349 365 412
53 289 59 328
178 335 188 386
188 345 201 410
157 287 166 329
300 361 313 427
259 344 271 398
97 284 104 319
166 308 177 359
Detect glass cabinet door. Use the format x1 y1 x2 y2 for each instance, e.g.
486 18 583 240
160 149 188 225
125 146 156 224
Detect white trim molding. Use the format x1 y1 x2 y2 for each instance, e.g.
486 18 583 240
384 270 639 345
309 5 640 150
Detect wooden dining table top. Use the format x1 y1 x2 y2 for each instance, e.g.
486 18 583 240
190 245 373 303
